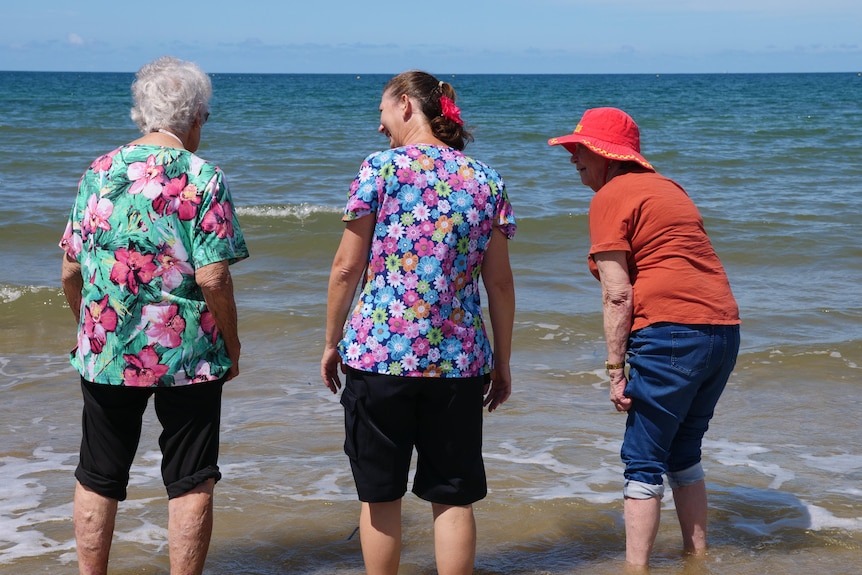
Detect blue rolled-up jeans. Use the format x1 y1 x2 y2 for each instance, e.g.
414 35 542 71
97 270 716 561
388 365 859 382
621 323 740 499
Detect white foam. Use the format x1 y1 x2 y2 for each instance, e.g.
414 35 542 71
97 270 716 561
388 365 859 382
0 284 54 304
799 451 862 474
484 440 622 504
236 203 341 219
805 502 862 531
0 444 188 565
720 487 862 535
286 470 354 502
0 285 23 303
705 437 796 489
0 447 77 565
113 520 168 550
487 441 574 475
128 450 166 485
501 470 621 504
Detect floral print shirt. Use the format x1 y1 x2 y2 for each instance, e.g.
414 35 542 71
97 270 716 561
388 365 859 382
339 144 516 378
60 145 248 387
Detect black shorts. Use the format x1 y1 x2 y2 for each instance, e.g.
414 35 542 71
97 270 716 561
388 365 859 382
340 367 488 506
76 377 224 501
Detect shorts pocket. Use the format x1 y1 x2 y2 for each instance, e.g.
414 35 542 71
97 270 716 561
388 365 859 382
670 329 712 376
340 385 359 460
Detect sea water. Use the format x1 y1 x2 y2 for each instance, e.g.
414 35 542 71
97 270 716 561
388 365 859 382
0 71 860 574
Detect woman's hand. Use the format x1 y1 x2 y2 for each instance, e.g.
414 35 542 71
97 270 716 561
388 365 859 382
608 370 631 412
483 365 512 412
321 346 344 394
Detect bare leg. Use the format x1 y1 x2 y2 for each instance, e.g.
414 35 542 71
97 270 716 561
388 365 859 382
624 496 661 567
168 479 215 575
432 503 476 575
672 480 708 555
359 500 402 575
73 481 118 575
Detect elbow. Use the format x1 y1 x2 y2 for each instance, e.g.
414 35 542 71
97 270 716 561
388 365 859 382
330 259 366 288
61 257 82 289
603 287 632 309
481 260 515 295
486 274 515 299
60 271 77 290
196 262 232 293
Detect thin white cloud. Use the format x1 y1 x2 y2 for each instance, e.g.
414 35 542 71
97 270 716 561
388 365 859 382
67 33 85 46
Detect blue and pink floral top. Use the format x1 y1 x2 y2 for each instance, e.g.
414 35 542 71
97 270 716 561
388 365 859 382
59 145 248 387
339 144 516 378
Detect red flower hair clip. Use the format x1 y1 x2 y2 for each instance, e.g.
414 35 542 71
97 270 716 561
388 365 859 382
440 96 463 125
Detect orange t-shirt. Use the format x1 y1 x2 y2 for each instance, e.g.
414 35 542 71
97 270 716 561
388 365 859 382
588 171 739 332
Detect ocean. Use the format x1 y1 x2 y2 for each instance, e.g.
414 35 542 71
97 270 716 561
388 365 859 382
0 71 860 574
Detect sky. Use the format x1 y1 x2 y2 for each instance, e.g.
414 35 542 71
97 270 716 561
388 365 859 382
1 0 860 74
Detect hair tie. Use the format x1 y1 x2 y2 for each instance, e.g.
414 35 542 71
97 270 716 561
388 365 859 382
440 95 463 125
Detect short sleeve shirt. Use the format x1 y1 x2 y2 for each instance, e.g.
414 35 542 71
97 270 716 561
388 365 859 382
339 144 516 378
59 145 249 386
588 171 739 331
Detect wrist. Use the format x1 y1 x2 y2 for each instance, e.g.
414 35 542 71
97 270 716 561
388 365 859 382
605 360 626 376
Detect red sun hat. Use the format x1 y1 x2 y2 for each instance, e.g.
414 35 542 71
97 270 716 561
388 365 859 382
548 107 654 171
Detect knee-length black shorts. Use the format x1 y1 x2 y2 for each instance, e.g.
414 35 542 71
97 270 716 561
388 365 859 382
76 377 224 501
340 367 488 506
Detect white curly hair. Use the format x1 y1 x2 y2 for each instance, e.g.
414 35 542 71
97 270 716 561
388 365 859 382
130 56 212 134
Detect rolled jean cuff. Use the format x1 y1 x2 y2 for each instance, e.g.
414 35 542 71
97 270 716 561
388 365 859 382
666 462 704 489
624 479 664 499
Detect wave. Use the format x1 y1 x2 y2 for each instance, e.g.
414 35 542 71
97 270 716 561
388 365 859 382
237 203 342 220
0 284 58 305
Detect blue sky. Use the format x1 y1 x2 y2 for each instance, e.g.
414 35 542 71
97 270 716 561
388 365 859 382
1 0 860 74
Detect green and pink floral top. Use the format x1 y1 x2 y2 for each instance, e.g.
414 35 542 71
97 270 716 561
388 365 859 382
60 145 248 387
339 144 516 378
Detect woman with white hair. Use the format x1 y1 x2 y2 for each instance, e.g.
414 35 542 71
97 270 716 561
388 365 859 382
60 56 248 575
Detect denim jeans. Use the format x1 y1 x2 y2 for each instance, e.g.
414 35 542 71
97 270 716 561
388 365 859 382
621 323 740 498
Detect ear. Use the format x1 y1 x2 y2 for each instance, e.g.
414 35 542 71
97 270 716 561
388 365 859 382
193 108 209 129
400 94 413 119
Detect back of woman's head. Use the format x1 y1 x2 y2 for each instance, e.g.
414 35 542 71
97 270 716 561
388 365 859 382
130 56 212 134
384 71 474 151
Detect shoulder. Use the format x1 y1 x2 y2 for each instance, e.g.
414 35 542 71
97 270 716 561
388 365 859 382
186 151 221 175
361 148 399 166
447 148 504 180
473 157 503 182
598 171 669 196
621 171 690 200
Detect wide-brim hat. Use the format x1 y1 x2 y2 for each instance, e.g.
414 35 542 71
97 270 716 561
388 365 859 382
548 107 654 171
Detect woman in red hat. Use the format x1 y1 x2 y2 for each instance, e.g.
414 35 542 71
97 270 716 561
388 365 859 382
549 107 740 567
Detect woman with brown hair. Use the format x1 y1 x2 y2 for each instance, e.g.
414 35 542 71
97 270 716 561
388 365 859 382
322 70 517 575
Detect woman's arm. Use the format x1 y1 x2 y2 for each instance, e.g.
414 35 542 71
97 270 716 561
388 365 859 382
196 261 241 381
593 250 633 412
480 228 515 412
61 253 83 323
321 216 375 393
